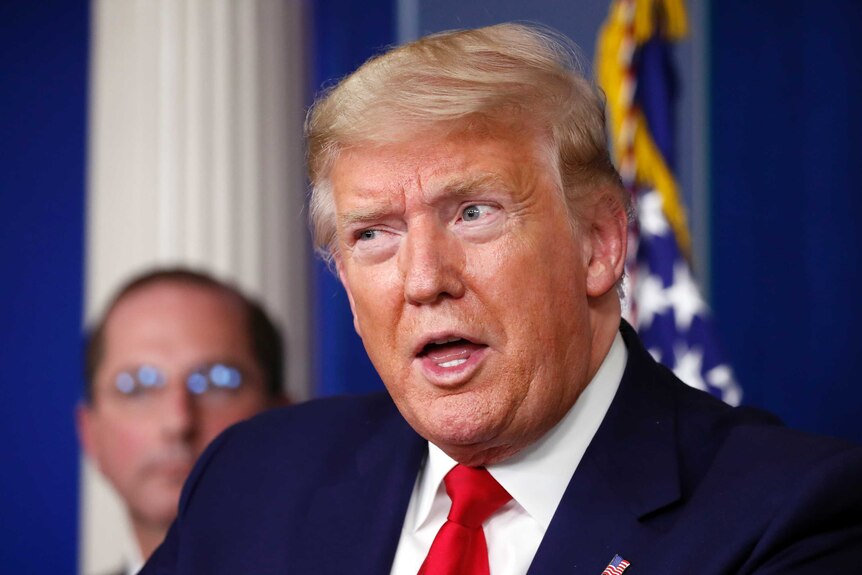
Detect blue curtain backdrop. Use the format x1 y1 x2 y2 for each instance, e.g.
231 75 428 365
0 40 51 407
710 0 862 443
311 0 397 396
0 1 88 572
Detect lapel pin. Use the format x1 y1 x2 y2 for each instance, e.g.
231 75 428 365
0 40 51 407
601 554 631 575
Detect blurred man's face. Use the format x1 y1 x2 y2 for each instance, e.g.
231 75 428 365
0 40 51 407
78 282 270 531
332 128 622 466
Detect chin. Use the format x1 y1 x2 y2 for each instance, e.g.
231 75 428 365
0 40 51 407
421 403 508 451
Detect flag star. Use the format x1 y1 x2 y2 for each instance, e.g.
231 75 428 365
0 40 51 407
634 270 670 329
637 189 670 237
666 262 707 331
673 347 706 391
705 365 733 388
720 386 742 407
706 365 743 406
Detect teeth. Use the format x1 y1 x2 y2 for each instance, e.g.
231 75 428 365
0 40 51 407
433 337 462 345
438 358 467 368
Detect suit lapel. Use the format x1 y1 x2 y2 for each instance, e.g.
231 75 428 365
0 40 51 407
528 322 682 574
296 400 427 574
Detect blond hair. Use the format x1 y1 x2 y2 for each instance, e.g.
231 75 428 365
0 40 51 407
305 22 628 261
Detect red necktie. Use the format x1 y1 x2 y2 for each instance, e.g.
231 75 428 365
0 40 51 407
418 465 512 575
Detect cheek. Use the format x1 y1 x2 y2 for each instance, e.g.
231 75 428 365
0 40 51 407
92 416 155 474
351 268 402 318
350 273 407 358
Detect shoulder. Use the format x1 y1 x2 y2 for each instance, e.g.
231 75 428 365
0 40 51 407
209 390 401 453
615 324 862 569
176 392 406 509
231 391 402 445
658 358 858 481
618 319 862 503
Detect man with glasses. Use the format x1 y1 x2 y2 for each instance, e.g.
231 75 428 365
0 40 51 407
77 268 285 574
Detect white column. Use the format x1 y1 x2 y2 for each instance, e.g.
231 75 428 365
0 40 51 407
83 0 309 572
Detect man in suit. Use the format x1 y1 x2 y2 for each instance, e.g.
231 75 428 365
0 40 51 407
143 23 862 574
78 268 286 574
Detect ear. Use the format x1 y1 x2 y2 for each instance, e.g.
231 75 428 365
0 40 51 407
75 402 100 466
335 256 363 338
584 201 628 298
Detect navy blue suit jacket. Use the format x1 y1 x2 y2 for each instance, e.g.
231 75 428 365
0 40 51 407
143 323 862 574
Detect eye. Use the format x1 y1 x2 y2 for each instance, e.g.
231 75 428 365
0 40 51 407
186 363 244 396
113 365 165 397
460 204 495 222
115 372 138 395
357 229 378 241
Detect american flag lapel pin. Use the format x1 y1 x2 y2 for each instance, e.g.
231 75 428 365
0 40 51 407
601 554 631 575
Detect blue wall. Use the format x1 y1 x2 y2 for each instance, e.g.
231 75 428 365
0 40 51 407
0 1 88 572
710 0 862 443
311 0 397 396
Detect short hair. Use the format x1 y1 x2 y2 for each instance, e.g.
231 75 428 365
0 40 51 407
83 268 284 402
305 22 629 263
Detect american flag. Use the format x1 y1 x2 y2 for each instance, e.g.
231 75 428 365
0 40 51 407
602 554 631 575
596 0 742 405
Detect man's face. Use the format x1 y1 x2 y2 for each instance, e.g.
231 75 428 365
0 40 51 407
332 129 623 465
78 282 270 530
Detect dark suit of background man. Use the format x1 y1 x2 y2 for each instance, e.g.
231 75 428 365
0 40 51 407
143 23 862 575
77 269 285 574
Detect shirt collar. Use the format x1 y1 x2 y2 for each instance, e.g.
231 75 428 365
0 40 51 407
125 543 144 575
410 331 627 532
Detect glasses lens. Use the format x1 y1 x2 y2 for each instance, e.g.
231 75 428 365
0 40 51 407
209 363 242 389
115 372 136 394
184 363 243 395
187 372 209 395
114 365 165 395
114 364 243 396
138 365 163 387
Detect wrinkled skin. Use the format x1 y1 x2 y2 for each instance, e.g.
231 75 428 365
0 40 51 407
332 130 626 466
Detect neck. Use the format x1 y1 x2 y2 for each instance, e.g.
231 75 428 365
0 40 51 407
132 519 169 562
588 312 621 383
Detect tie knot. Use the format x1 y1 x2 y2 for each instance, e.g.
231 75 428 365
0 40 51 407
444 465 511 529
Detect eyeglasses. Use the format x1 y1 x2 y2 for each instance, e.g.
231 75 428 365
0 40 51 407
114 362 245 397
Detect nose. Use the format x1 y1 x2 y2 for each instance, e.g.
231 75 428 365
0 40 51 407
400 220 466 304
160 381 195 441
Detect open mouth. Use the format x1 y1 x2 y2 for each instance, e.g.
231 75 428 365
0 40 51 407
417 337 486 368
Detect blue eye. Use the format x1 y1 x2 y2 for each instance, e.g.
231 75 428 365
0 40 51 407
462 205 486 221
358 229 378 241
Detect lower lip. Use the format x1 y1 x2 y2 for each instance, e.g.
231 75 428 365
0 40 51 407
417 345 489 387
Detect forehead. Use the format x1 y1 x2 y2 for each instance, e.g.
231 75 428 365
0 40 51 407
330 130 553 209
100 282 251 365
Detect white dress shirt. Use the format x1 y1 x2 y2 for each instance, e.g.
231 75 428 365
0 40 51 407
389 333 628 575
125 544 143 575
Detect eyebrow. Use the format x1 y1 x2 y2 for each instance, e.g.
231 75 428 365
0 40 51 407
338 173 509 228
441 173 505 200
338 203 398 228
